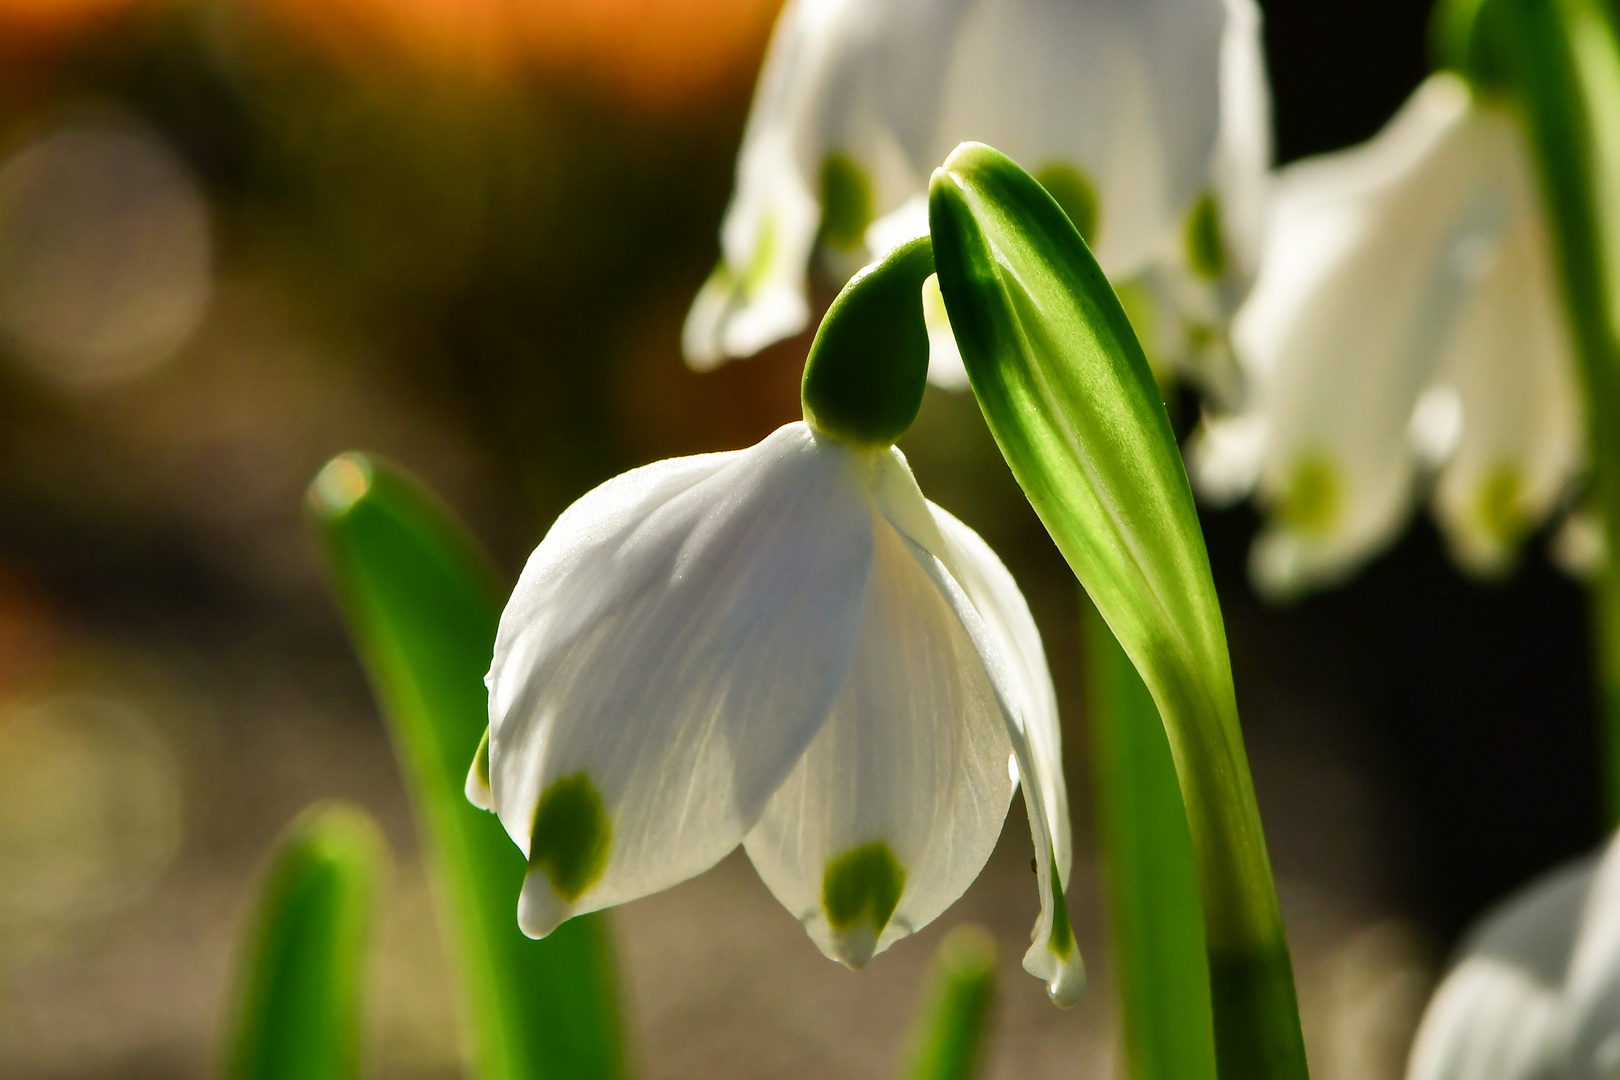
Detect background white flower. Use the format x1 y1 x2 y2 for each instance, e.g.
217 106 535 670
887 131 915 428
1192 73 1581 599
682 0 1271 392
1407 830 1620 1080
471 421 1084 1005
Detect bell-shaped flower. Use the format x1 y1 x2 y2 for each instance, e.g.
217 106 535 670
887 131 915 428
1407 829 1620 1080
1191 73 1582 598
681 0 1271 394
471 240 1083 1005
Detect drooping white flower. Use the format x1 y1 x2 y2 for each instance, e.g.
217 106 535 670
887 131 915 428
1191 73 1583 598
467 419 1082 1005
1407 830 1620 1080
682 0 1271 393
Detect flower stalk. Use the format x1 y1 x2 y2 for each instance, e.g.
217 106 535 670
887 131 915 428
929 142 1307 1079
1439 0 1620 820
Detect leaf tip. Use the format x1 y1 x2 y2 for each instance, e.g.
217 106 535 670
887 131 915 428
309 453 374 519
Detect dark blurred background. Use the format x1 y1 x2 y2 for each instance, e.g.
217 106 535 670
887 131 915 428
0 0 1597 1076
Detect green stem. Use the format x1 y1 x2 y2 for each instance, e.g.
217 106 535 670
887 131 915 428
897 925 998 1080
1458 0 1620 822
1082 596 1216 1080
311 454 624 1080
224 803 384 1080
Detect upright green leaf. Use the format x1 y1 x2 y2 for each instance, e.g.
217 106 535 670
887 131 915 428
225 802 384 1080
309 453 624 1080
929 142 1307 1079
1084 596 1216 1080
1437 0 1620 823
897 925 998 1080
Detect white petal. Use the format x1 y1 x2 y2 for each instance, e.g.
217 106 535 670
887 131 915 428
1428 161 1581 576
743 516 1014 969
1407 856 1591 1080
921 272 969 390
934 0 1227 278
1231 75 1541 597
1211 0 1272 283
487 422 875 936
859 449 1079 1002
1562 833 1620 1079
924 502 1070 883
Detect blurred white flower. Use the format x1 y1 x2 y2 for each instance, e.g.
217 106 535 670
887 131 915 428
468 420 1083 1005
1407 830 1620 1080
1192 73 1581 598
682 0 1271 392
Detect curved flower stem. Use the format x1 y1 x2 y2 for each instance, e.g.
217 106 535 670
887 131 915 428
1448 0 1620 821
1083 597 1217 1080
310 454 624 1080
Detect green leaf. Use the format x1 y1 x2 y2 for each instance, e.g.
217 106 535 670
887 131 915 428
1440 0 1620 822
309 453 624 1080
225 802 384 1080
928 142 1306 1079
897 925 997 1080
1084 596 1215 1080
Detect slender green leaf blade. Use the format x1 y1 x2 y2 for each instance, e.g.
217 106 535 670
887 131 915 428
928 142 1307 1079
898 925 997 1080
310 453 624 1080
225 802 384 1080
1084 595 1215 1080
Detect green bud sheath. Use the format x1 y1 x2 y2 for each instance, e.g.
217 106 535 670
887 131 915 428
802 236 936 447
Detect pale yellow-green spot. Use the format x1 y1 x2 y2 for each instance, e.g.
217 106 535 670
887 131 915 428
818 153 872 251
473 727 490 789
822 841 905 936
1184 190 1225 280
1114 278 1159 365
1034 162 1099 245
743 213 779 298
1046 856 1075 958
1279 454 1340 537
309 454 371 515
529 773 611 902
1478 463 1529 548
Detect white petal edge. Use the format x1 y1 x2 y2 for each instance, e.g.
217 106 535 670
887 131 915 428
487 423 875 937
743 513 1014 969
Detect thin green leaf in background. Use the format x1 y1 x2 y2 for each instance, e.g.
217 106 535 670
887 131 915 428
1437 0 1620 823
309 453 624 1080
897 925 997 1080
1084 596 1215 1080
225 801 384 1080
929 141 1308 1079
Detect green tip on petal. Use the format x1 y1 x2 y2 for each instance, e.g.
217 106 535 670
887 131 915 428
1034 163 1099 245
1184 192 1226 280
530 773 612 903
822 840 906 961
1046 856 1075 959
801 236 936 447
819 153 874 251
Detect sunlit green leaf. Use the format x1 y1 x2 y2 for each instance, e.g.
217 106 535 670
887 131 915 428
1084 597 1215 1080
310 453 624 1080
897 925 997 1080
225 802 384 1080
928 142 1306 1079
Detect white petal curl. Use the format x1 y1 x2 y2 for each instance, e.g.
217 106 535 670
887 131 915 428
487 423 876 937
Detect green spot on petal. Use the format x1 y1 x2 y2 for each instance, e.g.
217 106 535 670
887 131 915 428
1478 463 1528 548
1047 856 1075 958
1034 163 1099 245
1184 191 1226 280
819 153 873 251
744 214 779 298
473 727 491 788
822 841 905 936
529 773 611 903
1279 454 1340 537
